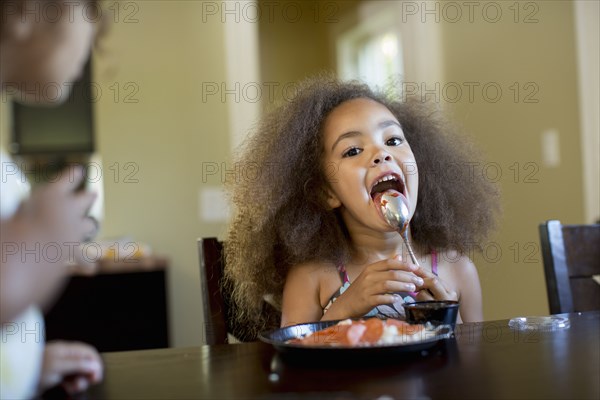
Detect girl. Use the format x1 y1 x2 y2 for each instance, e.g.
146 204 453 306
224 76 500 335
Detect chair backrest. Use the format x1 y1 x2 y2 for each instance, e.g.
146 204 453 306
198 237 228 345
539 220 600 314
197 237 280 345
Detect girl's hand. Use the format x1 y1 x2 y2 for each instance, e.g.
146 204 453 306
39 341 103 395
324 256 424 319
413 267 458 302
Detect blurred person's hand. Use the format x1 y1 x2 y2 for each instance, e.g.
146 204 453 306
68 215 101 276
0 166 97 321
18 165 97 304
20 166 97 245
39 341 103 395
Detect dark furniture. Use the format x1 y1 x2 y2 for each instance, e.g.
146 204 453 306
44 257 170 352
11 58 94 188
197 238 279 345
539 220 600 314
86 312 600 399
197 238 228 345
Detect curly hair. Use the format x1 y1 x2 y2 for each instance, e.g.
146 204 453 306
224 75 501 336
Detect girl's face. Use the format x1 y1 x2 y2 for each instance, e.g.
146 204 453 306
321 98 419 233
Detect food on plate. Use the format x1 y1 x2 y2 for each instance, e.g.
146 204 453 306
287 318 439 347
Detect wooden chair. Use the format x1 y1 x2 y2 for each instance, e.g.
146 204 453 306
197 238 228 345
197 237 280 345
539 220 600 314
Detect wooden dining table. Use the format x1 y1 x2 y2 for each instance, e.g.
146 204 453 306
82 311 599 399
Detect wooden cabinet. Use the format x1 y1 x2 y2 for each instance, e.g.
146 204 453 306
44 258 170 352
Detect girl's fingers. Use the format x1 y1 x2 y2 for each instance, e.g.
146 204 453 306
380 280 418 294
418 277 458 301
425 277 447 298
373 294 401 305
413 266 436 279
370 256 417 272
385 270 423 286
389 258 418 272
415 290 434 302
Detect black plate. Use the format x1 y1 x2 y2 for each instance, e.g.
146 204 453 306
259 320 453 362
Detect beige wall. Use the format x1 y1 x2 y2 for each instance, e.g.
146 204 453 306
0 104 9 149
93 1 230 347
258 0 336 109
439 1 583 320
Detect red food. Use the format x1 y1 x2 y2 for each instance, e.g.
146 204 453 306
360 318 384 343
289 318 427 347
291 323 366 346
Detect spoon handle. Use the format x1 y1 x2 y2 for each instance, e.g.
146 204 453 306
401 232 420 267
402 231 437 298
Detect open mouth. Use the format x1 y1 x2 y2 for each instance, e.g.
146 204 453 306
369 173 406 200
370 173 408 224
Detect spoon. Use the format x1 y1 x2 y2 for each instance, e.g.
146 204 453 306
379 191 420 267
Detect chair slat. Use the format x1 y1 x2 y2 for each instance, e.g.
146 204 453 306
197 238 280 345
570 278 600 312
198 238 228 345
562 225 600 277
539 220 600 314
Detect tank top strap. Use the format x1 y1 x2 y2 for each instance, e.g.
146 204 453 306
431 249 438 276
336 262 351 284
323 263 352 316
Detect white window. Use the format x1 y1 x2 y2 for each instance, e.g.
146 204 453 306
335 1 442 95
336 6 404 93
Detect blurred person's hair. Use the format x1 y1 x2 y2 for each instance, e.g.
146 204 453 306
0 0 108 39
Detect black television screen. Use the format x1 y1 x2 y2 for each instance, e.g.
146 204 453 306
11 59 94 155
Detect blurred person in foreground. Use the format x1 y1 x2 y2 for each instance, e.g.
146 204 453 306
1 1 105 397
